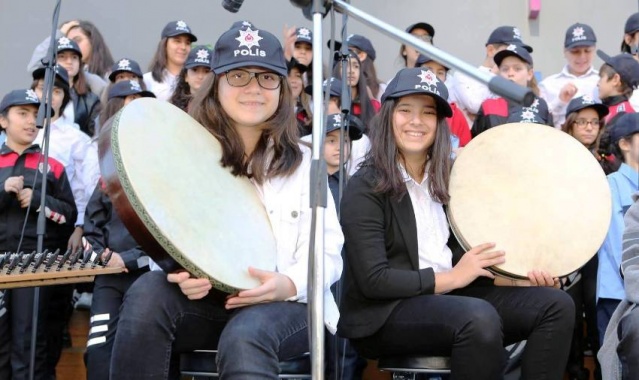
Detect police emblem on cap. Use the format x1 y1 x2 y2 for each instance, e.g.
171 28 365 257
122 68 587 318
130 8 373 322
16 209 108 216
194 49 210 63
512 28 522 40
333 114 341 123
236 28 263 49
129 80 142 92
581 95 594 104
506 44 518 52
298 28 311 38
57 37 73 49
176 20 190 32
25 89 39 102
415 70 441 95
571 26 586 43
118 59 132 70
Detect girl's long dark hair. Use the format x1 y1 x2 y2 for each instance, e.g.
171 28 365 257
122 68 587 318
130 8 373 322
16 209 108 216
69 21 115 78
148 38 169 83
332 52 376 129
169 67 192 112
98 97 125 128
366 98 452 203
189 72 303 184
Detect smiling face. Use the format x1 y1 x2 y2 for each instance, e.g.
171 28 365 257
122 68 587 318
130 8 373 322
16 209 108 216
564 46 595 76
0 105 39 151
392 94 438 162
166 35 192 68
218 66 281 131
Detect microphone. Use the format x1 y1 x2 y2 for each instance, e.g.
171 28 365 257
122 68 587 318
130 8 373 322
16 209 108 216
222 0 244 12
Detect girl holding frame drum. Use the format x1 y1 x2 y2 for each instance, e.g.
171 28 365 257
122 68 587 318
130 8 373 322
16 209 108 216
338 67 574 379
108 26 343 379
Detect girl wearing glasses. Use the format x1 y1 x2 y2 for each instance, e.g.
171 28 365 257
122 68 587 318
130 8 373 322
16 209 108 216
561 96 609 380
109 26 343 380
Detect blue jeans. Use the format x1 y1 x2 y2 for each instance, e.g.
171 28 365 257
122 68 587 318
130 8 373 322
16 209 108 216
109 271 309 379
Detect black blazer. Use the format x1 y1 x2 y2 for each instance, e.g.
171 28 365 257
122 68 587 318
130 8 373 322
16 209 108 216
337 165 469 340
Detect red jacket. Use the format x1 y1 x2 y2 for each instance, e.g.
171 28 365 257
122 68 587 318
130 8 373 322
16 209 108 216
447 102 471 147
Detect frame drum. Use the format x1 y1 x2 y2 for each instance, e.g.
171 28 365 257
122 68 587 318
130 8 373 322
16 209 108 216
448 123 611 279
99 98 277 292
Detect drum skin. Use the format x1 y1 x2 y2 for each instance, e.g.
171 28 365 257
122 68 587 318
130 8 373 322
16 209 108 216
448 123 611 279
98 98 277 292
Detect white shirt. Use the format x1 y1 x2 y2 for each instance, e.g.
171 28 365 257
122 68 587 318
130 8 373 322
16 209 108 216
35 117 99 226
143 70 177 102
400 165 453 273
347 134 370 176
630 90 639 111
452 66 495 116
539 65 599 129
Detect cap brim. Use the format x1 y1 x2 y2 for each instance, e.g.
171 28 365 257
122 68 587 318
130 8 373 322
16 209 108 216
108 70 143 82
184 62 212 70
597 49 613 64
569 103 609 119
382 90 452 118
406 22 435 38
565 40 596 50
212 61 287 77
494 50 532 66
164 32 198 42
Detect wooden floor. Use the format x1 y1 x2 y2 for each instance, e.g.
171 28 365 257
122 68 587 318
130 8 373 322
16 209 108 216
57 310 596 380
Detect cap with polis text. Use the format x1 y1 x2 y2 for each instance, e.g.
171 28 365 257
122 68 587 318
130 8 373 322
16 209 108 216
211 27 288 77
295 27 312 45
161 20 197 42
381 67 452 117
185 46 213 70
564 23 597 49
325 113 364 141
486 26 533 53
55 37 82 58
0 89 41 114
108 58 143 82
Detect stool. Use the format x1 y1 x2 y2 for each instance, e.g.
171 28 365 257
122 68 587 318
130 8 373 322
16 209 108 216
180 350 312 379
378 356 451 380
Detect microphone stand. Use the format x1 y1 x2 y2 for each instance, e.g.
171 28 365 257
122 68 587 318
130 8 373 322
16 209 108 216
292 1 535 379
307 0 329 378
30 1 62 379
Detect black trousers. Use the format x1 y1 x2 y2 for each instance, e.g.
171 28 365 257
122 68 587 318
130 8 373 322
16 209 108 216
564 256 601 379
351 285 575 380
85 270 147 380
0 287 52 380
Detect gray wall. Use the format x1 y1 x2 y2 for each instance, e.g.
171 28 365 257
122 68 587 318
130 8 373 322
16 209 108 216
0 0 638 96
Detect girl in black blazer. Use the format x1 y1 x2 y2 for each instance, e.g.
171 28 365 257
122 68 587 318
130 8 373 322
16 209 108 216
338 67 575 380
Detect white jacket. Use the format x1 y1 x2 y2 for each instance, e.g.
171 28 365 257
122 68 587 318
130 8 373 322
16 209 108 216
143 70 177 102
260 144 344 334
35 117 99 226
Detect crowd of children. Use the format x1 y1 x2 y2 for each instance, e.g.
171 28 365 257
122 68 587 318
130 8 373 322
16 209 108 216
1 10 639 380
